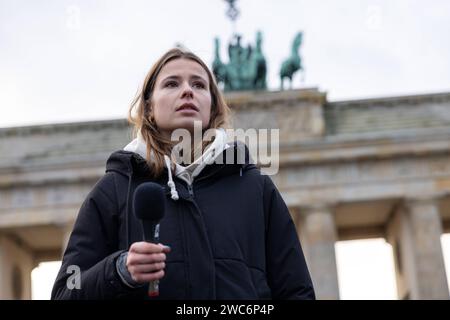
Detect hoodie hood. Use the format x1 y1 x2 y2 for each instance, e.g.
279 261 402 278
117 128 247 201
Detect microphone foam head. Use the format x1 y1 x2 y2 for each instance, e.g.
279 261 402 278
133 182 166 221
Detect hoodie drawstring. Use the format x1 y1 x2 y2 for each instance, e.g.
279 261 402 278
164 155 179 201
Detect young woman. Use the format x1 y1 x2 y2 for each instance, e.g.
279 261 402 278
51 48 315 300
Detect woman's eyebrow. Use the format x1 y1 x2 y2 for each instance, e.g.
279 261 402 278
161 75 181 82
190 75 208 82
161 75 208 82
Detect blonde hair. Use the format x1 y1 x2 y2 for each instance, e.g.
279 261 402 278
128 48 231 178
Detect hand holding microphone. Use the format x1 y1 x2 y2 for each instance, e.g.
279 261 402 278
126 242 170 295
128 182 169 297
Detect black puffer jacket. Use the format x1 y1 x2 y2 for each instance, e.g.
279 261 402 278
51 142 315 299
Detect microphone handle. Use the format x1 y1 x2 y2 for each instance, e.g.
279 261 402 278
146 223 160 297
148 279 159 297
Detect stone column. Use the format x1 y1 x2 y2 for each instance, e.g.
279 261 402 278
387 196 449 299
297 204 340 300
0 234 34 299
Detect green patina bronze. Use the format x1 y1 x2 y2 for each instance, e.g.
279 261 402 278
280 32 304 90
213 31 267 92
215 0 303 91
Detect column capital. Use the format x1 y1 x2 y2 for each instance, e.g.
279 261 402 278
298 202 337 216
404 192 446 207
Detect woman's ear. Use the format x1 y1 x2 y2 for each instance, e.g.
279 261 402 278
145 100 156 124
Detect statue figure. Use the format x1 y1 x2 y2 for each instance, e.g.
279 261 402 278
212 38 226 84
212 31 267 92
252 31 267 90
241 44 253 89
280 32 303 90
227 34 244 91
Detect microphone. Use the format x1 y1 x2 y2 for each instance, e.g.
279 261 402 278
133 182 166 297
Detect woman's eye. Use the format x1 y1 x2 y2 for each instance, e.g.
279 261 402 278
193 82 206 89
165 81 178 88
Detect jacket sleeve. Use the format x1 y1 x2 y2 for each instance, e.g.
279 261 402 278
263 175 316 300
51 172 138 299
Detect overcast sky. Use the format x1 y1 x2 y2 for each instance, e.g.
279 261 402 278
1 0 450 128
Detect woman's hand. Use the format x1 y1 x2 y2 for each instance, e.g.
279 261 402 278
126 242 171 284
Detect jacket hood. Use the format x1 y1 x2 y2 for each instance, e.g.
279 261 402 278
124 128 230 182
105 130 257 201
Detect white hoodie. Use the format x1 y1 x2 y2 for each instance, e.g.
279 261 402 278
123 128 231 201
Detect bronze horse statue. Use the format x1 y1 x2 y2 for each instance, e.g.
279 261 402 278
280 32 303 90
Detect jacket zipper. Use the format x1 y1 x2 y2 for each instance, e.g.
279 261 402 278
176 163 239 199
187 183 194 198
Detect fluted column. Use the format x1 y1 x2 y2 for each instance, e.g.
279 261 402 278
387 196 449 299
297 204 340 300
0 234 33 299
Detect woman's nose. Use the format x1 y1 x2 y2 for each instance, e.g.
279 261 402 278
181 82 193 98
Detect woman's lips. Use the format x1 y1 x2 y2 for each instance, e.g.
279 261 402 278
176 103 199 112
176 108 198 114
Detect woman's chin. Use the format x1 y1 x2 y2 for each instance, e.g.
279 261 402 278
171 119 205 132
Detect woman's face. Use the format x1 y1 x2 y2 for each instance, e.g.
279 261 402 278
151 58 212 139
